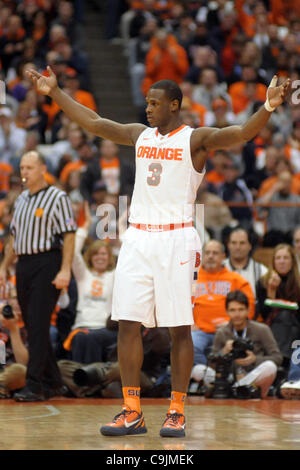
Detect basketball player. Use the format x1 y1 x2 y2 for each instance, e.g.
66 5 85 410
26 66 290 437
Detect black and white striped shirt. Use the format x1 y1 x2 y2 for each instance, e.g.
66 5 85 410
10 185 77 255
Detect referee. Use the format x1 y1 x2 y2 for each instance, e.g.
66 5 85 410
0 151 76 401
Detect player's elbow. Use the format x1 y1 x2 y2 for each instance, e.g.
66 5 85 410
88 117 103 135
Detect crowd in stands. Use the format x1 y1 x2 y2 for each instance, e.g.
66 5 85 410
1 0 300 400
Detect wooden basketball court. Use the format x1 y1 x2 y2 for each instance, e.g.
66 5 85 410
1 396 300 450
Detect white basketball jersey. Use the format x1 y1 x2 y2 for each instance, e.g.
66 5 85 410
129 124 204 225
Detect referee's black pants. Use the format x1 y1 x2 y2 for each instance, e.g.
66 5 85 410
16 251 63 394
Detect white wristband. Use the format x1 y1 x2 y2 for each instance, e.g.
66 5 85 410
264 75 278 112
264 100 275 112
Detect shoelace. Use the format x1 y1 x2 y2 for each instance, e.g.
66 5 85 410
113 408 133 423
164 412 183 426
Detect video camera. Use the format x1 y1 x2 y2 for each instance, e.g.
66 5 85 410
206 337 255 399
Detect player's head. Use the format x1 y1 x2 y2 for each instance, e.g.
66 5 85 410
146 80 183 127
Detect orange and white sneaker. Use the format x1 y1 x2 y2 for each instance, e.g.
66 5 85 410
160 410 186 438
100 406 147 436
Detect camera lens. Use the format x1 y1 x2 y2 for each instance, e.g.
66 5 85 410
2 304 14 319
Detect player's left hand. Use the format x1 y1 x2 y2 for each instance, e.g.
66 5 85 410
267 75 291 109
52 269 71 290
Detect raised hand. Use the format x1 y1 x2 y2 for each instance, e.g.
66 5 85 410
26 66 58 96
267 75 291 109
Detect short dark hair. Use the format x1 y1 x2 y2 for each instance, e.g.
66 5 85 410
228 227 250 244
225 290 249 309
150 80 183 109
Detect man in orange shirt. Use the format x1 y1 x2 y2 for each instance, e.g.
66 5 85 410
228 66 267 115
59 139 95 184
142 28 189 96
205 149 232 192
63 72 97 112
192 239 255 365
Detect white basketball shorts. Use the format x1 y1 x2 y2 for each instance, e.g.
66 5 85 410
111 225 201 328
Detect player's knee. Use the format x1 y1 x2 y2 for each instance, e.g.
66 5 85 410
118 319 141 339
169 325 192 343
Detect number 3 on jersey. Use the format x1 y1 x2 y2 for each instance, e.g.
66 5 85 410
147 163 162 186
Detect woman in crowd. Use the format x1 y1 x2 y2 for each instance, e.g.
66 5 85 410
63 202 117 363
256 243 300 366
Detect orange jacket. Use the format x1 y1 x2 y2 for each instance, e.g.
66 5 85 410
228 81 267 114
269 0 300 25
74 90 97 112
142 34 189 96
258 174 300 197
59 160 85 184
235 0 273 37
193 266 255 333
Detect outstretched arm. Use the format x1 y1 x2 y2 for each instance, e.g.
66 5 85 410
26 66 146 146
191 76 290 154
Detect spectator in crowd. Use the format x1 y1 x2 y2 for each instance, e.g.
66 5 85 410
54 41 91 91
205 149 233 193
293 226 300 272
52 0 83 50
257 171 300 240
192 290 282 399
59 139 96 185
169 11 196 58
253 146 280 195
185 45 220 85
0 107 27 165
51 127 86 174
62 71 97 112
192 239 255 366
0 14 26 73
257 156 300 198
195 179 233 240
141 27 189 96
209 97 236 128
63 202 117 364
10 61 37 102
179 81 209 127
228 65 267 115
218 161 253 230
284 119 300 174
256 243 300 365
80 139 135 202
29 10 50 57
128 16 158 107
224 227 268 296
192 66 230 111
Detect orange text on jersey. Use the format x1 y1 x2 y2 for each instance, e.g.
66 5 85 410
137 146 183 161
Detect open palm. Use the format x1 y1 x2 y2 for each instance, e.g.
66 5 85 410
26 66 58 96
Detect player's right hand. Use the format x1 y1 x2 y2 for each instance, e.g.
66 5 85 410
26 66 58 96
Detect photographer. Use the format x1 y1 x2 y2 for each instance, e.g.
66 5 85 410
0 300 28 397
192 290 282 398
